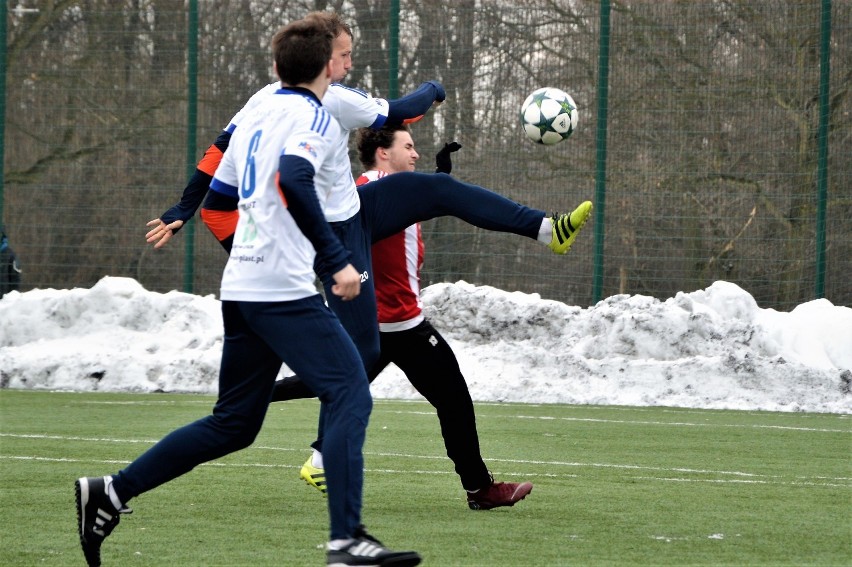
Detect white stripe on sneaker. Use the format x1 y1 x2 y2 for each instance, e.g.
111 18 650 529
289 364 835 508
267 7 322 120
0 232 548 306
350 540 383 558
93 508 114 536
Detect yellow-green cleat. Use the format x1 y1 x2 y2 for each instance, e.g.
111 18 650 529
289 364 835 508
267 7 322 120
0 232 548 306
548 200 593 255
299 456 327 497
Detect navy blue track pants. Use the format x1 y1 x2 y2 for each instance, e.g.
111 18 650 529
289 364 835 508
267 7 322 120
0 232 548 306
112 297 371 540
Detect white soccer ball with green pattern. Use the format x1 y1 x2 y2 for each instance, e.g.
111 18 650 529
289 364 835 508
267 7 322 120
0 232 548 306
520 87 578 145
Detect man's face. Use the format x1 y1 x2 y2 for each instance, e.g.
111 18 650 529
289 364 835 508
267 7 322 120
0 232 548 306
330 33 353 83
383 130 419 173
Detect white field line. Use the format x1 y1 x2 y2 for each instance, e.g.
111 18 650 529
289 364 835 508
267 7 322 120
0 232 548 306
376 409 851 433
74 399 849 430
631 476 851 488
441 400 851 420
82 398 851 420
1 433 849 488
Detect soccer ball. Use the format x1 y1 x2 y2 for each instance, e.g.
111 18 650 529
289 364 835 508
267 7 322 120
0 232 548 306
519 87 578 145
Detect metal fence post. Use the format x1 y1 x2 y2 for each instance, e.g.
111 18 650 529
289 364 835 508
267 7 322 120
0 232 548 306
184 0 199 293
0 0 7 225
592 0 611 305
815 0 831 299
389 0 400 99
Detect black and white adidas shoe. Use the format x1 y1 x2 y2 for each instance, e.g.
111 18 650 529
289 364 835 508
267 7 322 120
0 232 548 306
75 476 131 567
326 537 421 566
353 524 383 546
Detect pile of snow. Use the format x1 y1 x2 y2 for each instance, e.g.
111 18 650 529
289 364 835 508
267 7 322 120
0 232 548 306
1 277 849 414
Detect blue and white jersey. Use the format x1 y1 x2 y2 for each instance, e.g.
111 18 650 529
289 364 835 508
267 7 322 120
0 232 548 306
226 82 390 222
224 83 279 134
319 84 390 220
212 88 340 302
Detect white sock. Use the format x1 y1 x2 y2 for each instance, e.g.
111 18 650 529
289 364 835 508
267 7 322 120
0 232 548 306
536 217 552 244
328 538 354 550
311 449 324 469
104 476 125 511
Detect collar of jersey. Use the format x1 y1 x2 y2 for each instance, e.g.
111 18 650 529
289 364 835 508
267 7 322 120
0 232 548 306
275 86 322 104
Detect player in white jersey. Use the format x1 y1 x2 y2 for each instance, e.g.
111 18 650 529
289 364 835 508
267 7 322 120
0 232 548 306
214 91 343 302
76 17 421 567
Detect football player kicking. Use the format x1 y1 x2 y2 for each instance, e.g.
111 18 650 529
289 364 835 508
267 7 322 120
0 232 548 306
273 125 535 510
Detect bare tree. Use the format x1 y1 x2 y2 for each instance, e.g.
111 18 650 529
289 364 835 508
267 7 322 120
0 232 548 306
2 0 847 308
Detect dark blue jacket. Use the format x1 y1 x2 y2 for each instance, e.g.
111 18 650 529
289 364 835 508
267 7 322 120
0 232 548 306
0 228 21 297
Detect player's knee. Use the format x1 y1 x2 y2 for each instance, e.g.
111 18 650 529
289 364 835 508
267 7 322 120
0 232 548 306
323 374 372 425
348 379 373 423
427 172 462 198
211 413 263 451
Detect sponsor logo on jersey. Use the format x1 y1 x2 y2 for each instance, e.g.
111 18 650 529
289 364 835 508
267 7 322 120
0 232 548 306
297 141 317 159
240 212 258 243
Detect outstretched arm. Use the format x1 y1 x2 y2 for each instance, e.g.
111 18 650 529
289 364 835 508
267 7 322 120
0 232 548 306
146 83 279 249
385 81 446 126
145 130 232 249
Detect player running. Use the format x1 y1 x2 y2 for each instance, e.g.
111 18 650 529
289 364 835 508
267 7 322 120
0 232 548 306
77 15 421 567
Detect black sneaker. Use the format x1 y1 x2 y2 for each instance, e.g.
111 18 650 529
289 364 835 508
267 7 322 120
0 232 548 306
327 537 421 566
75 476 131 567
353 524 383 545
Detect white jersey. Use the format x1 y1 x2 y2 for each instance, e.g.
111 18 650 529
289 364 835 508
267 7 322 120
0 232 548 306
212 88 341 302
226 82 390 222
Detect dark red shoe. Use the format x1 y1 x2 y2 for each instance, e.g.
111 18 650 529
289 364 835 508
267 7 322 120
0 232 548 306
467 480 533 510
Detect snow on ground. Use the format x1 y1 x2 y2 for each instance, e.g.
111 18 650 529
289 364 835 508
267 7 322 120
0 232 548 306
1 277 849 414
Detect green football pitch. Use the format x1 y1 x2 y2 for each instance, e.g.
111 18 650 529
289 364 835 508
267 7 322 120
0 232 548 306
1 390 849 566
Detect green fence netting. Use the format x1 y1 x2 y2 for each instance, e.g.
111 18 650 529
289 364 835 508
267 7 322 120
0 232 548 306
2 0 849 310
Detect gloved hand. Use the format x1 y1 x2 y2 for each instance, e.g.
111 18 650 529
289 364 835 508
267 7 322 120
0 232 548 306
435 142 462 174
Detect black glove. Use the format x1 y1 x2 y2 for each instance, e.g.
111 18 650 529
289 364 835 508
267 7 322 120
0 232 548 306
435 141 462 174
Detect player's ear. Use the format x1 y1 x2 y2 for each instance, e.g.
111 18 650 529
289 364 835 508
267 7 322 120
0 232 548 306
326 59 334 79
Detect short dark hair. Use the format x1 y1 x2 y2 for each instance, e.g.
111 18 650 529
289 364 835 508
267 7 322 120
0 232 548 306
271 16 334 86
355 124 411 169
305 11 353 41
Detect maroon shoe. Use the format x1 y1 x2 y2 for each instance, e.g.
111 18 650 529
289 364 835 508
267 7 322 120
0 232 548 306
467 480 533 510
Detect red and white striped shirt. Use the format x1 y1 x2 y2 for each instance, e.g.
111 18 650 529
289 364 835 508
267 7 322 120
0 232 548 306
356 170 425 332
